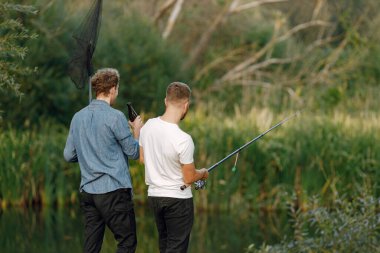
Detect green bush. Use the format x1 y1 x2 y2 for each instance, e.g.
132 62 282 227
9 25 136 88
246 193 380 253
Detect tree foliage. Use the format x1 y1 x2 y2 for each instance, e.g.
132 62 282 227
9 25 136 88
0 3 37 97
1 0 186 126
1 0 380 126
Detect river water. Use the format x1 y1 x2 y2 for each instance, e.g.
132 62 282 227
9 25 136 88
0 204 290 253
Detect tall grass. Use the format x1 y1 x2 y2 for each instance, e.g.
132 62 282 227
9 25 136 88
0 109 379 210
0 122 79 208
182 107 380 210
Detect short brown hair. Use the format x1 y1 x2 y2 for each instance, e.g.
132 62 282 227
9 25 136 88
91 68 120 96
166 82 191 103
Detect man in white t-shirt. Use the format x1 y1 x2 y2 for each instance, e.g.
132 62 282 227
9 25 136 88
139 82 208 253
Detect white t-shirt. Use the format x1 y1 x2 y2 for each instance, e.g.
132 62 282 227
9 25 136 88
139 117 194 198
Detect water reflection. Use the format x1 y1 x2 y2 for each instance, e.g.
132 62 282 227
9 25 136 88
0 205 290 253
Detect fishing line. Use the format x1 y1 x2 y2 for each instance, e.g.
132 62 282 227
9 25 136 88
180 111 301 191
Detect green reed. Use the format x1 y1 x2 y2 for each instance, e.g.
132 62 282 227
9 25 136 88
0 122 79 208
0 109 379 210
182 108 380 210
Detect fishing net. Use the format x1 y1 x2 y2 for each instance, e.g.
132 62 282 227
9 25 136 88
68 0 103 89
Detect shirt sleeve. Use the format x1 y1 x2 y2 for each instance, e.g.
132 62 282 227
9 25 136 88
63 118 78 163
178 135 194 165
139 125 144 147
113 112 139 160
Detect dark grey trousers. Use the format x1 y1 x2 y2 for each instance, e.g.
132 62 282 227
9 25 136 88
80 188 137 253
148 196 194 253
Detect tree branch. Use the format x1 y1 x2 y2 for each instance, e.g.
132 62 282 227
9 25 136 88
230 0 288 14
182 0 238 71
216 18 283 82
194 45 252 81
311 0 325 20
215 20 331 84
153 0 176 24
212 36 335 88
162 0 184 39
276 20 331 43
182 0 291 71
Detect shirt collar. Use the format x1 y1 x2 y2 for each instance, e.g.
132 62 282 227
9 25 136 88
91 99 110 106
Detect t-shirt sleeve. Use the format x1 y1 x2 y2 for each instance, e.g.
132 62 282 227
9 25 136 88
139 125 144 147
178 135 194 165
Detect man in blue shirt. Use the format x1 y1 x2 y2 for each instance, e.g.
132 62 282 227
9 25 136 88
64 68 143 253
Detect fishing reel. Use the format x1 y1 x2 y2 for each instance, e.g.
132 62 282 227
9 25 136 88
194 179 206 190
180 179 207 191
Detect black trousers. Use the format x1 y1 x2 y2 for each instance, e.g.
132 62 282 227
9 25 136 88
80 188 137 253
148 197 194 253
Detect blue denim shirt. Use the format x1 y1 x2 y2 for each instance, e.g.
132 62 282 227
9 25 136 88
64 99 139 194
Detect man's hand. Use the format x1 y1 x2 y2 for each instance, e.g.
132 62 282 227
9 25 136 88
199 168 209 180
180 167 209 190
129 115 143 139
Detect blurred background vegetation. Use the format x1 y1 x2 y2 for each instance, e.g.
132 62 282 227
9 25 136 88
1 0 379 251
2 0 380 125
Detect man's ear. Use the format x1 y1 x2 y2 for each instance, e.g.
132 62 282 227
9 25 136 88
164 98 168 107
112 85 119 95
184 100 189 110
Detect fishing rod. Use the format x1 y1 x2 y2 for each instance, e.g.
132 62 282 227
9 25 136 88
180 111 301 191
